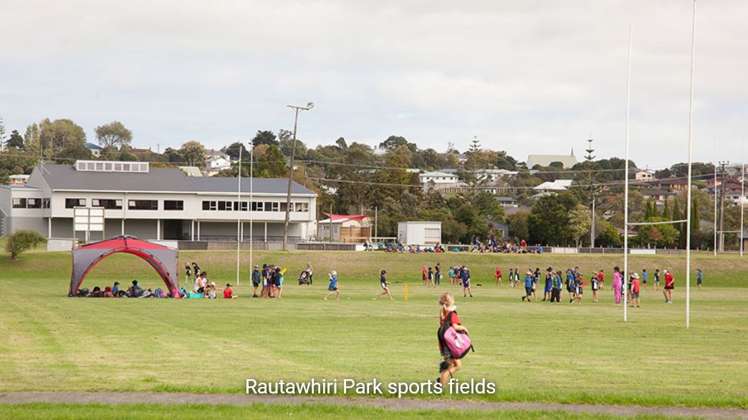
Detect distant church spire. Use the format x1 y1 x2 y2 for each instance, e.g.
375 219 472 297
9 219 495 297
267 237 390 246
570 147 575 156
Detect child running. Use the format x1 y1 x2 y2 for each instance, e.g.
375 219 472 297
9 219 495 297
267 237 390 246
324 271 340 301
376 269 393 300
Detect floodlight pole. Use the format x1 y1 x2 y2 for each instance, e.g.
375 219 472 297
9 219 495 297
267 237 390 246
713 163 717 256
282 102 314 251
685 0 696 329
623 26 632 323
236 146 242 285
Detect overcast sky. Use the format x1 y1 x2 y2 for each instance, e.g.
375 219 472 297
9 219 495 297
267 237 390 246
1 1 746 168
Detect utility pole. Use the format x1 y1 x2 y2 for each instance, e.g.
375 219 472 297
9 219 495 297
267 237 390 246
282 102 314 251
713 163 718 255
741 162 745 256
718 161 729 252
585 138 596 248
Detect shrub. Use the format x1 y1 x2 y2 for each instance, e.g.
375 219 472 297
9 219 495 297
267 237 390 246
5 230 47 260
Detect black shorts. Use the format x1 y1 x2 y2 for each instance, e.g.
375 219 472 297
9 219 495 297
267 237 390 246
252 281 260 287
328 286 338 291
525 287 533 296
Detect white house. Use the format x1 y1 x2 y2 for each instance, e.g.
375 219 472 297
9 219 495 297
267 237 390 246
397 221 442 246
84 142 103 157
419 171 460 189
0 161 317 244
635 170 655 182
205 151 233 176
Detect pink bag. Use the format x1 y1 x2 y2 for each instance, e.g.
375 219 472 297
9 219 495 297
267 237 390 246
443 326 473 359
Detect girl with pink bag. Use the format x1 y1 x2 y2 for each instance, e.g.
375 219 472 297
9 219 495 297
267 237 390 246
437 293 472 386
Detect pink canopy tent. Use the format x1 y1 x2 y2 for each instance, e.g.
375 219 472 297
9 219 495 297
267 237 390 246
68 235 179 297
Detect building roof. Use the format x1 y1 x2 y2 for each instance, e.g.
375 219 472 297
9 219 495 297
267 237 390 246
533 179 573 191
527 153 577 169
419 171 457 178
35 163 315 195
85 142 103 151
319 213 370 224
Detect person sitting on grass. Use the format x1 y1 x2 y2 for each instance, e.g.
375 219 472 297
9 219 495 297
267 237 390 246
437 292 469 386
112 281 120 296
103 286 113 298
324 271 340 301
522 270 534 302
376 269 393 300
223 283 236 299
127 280 143 298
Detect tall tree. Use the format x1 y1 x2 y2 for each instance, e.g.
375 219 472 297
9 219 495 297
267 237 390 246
95 121 132 149
6 130 24 149
251 130 278 147
37 118 89 161
178 141 207 167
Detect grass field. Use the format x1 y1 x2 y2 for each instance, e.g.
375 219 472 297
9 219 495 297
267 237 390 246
0 249 746 417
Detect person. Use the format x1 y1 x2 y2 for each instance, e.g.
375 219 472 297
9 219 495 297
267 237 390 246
434 263 441 286
437 292 469 386
543 267 552 301
642 269 649 288
654 268 661 290
206 282 217 299
566 269 576 303
461 266 473 298
112 281 120 296
325 271 340 300
377 269 393 300
251 265 261 297
421 265 428 286
591 270 600 303
223 283 235 299
448 266 456 286
127 280 143 298
663 270 674 303
427 267 434 287
630 273 641 307
550 270 562 303
522 270 534 302
306 262 314 285
612 266 623 304
495 267 502 287
574 273 584 304
597 269 605 290
275 267 286 299
507 268 514 288
533 267 540 298
513 267 520 288
696 268 703 288
184 264 192 287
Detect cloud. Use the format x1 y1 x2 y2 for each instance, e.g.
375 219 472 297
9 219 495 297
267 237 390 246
0 0 746 167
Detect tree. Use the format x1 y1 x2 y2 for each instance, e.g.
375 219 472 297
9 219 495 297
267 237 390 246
528 192 578 245
5 130 24 149
223 142 250 161
178 141 207 167
5 230 47 260
379 135 410 151
507 212 529 241
254 144 287 177
95 121 132 149
568 204 592 246
251 130 278 147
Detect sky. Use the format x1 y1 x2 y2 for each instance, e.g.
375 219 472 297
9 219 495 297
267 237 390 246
1 0 746 169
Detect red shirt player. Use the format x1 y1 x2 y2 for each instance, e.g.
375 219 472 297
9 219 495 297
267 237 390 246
223 284 234 299
663 270 675 303
495 267 502 285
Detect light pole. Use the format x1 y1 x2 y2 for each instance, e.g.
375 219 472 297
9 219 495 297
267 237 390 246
282 102 314 251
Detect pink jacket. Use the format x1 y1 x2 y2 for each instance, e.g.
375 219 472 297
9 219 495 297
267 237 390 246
612 271 622 289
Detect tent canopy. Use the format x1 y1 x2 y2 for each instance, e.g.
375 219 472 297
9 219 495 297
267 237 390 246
69 235 179 297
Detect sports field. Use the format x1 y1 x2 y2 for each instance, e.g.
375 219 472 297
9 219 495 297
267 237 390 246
0 249 746 418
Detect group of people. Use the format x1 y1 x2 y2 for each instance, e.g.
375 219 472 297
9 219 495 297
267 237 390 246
81 280 174 298
251 264 288 298
384 242 446 253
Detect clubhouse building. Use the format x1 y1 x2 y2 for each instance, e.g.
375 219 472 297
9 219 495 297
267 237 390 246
0 161 318 245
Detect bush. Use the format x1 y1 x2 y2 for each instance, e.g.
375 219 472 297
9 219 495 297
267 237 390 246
5 230 47 260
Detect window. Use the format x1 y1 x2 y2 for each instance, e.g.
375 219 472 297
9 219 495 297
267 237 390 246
280 202 288 212
128 200 158 210
202 201 217 211
217 201 228 211
164 200 184 211
27 198 42 209
251 201 264 211
42 198 50 209
65 198 86 208
91 199 122 209
12 198 26 208
265 202 279 212
240 201 248 211
295 202 309 212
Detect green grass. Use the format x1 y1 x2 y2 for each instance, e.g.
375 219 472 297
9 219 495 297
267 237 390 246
0 250 746 409
0 403 682 420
